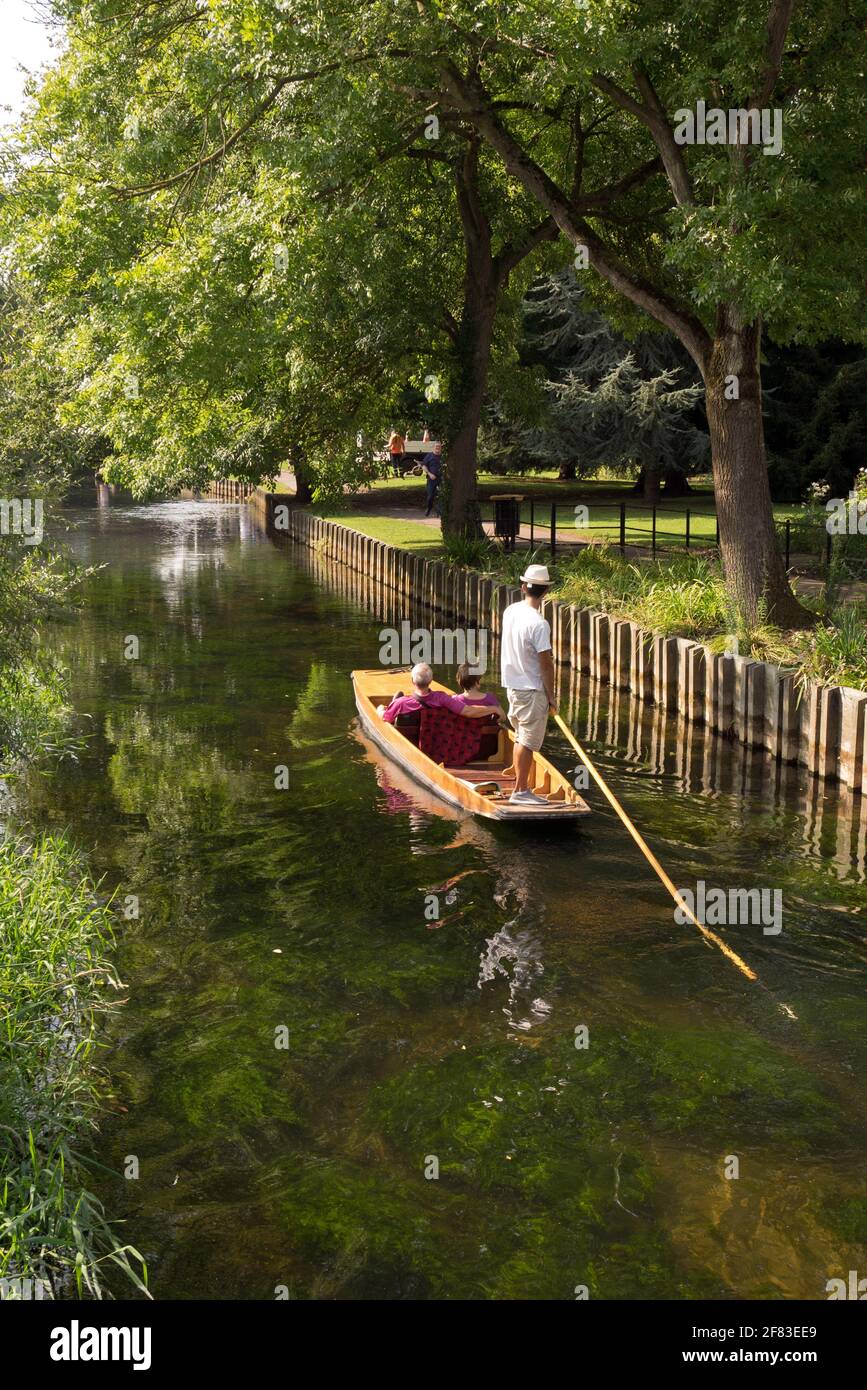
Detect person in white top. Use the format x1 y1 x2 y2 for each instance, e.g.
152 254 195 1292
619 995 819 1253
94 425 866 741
500 563 557 805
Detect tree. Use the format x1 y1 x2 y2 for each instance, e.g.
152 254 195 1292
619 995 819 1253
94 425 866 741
154 0 864 622
7 0 866 621
2 2 559 536
519 271 708 497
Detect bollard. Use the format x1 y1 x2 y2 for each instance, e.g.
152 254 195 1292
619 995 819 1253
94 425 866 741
652 635 679 712
630 624 654 702
706 653 735 735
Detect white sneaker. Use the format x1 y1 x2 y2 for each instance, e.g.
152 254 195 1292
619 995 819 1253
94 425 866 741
509 790 550 805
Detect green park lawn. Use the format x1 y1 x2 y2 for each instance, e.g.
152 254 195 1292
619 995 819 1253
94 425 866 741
316 512 444 554
314 471 807 556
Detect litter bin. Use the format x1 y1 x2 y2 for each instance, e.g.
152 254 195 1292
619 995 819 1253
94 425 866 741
492 494 523 552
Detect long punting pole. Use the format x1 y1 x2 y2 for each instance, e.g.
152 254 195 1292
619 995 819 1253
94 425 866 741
553 713 757 982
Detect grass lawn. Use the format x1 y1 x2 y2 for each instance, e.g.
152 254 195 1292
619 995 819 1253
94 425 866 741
356 470 656 508
316 512 445 554
315 471 806 555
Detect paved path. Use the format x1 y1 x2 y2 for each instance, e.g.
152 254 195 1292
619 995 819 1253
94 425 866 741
347 506 867 596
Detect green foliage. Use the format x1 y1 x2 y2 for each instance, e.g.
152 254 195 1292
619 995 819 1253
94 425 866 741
442 534 497 568
790 604 867 693
0 659 70 764
764 343 867 502
1 4 559 508
514 272 709 482
552 547 732 639
0 834 149 1298
2 0 865 603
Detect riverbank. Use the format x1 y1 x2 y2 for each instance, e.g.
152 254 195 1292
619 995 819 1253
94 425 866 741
0 650 148 1300
252 498 867 794
284 472 867 684
0 833 148 1299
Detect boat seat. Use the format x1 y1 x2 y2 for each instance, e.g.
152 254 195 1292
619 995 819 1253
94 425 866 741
394 711 421 746
419 708 499 767
476 723 501 761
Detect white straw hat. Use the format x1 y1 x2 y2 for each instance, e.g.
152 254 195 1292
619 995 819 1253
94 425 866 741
520 563 551 584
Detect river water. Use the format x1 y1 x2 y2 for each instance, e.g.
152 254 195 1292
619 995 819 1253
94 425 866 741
21 501 867 1300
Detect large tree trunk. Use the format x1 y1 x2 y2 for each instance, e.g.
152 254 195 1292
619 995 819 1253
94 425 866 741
440 140 496 540
442 277 496 539
631 464 661 500
662 465 693 497
706 311 813 628
643 463 661 502
439 136 557 539
289 445 313 504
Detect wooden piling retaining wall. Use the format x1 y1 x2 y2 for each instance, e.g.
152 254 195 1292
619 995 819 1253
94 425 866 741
207 479 256 501
250 493 867 795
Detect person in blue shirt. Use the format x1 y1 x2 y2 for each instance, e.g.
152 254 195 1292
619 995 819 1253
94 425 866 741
421 442 442 517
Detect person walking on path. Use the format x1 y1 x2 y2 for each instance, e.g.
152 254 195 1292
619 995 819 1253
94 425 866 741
388 429 406 476
501 563 557 806
421 441 442 517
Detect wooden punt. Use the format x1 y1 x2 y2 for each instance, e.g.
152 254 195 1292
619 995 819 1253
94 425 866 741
352 669 591 823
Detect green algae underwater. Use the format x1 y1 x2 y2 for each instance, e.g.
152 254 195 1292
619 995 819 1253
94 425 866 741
17 501 867 1301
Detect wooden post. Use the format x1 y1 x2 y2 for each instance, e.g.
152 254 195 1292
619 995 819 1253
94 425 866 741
839 688 867 790
609 619 632 689
590 612 610 683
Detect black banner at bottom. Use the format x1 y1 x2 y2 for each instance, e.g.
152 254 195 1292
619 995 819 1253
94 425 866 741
1 1297 861 1375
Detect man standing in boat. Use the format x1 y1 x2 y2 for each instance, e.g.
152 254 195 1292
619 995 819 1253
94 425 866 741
501 564 557 806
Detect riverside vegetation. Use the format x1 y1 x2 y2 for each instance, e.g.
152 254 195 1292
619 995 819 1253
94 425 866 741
443 534 867 696
0 525 148 1300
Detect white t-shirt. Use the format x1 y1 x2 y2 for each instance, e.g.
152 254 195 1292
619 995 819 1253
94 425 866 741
501 601 552 690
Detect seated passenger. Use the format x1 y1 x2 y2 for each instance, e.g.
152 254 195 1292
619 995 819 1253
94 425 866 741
452 662 508 726
381 663 495 724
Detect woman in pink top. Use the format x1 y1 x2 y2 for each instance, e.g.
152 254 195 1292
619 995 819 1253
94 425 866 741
381 663 496 723
452 662 509 725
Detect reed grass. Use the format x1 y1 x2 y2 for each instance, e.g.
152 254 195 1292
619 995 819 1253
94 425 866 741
0 833 149 1299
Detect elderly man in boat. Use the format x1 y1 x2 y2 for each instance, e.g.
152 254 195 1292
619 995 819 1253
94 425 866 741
379 662 507 771
380 663 502 726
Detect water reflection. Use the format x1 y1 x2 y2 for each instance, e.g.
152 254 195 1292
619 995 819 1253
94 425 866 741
19 503 867 1301
295 534 867 888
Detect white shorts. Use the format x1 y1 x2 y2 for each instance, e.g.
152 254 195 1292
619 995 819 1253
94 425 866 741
507 688 550 752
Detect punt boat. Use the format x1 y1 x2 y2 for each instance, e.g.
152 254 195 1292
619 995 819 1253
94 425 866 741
352 669 591 823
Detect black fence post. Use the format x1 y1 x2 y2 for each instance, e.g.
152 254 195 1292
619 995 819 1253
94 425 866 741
550 503 556 558
529 498 534 548
651 505 657 555
785 518 791 569
619 502 626 553
826 526 833 571
685 509 691 551
715 514 720 548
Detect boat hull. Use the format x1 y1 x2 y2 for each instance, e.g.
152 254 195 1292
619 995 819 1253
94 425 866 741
352 670 591 823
